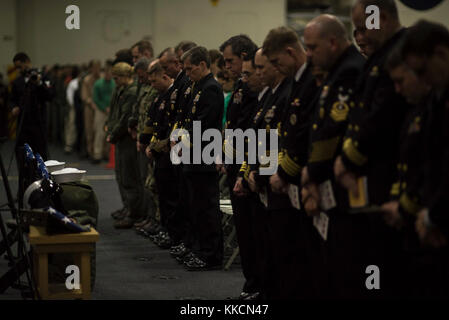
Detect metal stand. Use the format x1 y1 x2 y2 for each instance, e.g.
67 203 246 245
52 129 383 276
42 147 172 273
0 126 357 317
0 139 36 299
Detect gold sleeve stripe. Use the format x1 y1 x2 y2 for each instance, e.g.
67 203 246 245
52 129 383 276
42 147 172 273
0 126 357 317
244 166 250 181
239 161 248 173
278 150 284 163
390 182 401 196
181 134 192 148
170 122 179 134
223 140 234 159
280 153 301 177
143 126 154 134
343 138 367 166
223 139 238 159
309 136 341 163
399 192 421 216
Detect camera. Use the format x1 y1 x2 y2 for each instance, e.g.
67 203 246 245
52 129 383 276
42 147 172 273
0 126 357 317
24 68 43 84
24 68 51 88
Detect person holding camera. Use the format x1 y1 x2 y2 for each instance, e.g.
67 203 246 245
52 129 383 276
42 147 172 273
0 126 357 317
11 52 54 202
11 52 53 160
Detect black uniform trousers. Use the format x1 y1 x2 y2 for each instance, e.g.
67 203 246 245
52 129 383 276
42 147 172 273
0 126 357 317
154 160 180 243
398 216 449 299
176 165 191 246
296 213 327 299
183 170 223 265
324 210 404 299
227 167 266 294
263 204 308 300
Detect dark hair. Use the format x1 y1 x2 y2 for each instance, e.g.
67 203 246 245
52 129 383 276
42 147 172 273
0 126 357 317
13 52 30 63
385 41 405 71
219 35 257 58
114 48 133 66
147 62 165 76
182 46 211 68
209 49 222 63
175 41 198 55
216 71 228 81
263 27 300 56
132 40 154 58
135 57 150 71
159 47 176 59
401 19 449 58
354 0 399 20
242 47 258 68
71 66 80 78
217 55 225 69
88 60 101 69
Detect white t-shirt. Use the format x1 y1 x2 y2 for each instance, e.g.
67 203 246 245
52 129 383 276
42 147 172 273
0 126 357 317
66 78 79 107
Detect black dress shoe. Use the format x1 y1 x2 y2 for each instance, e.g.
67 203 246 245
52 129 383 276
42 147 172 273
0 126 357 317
184 257 222 271
113 208 129 220
238 292 251 300
149 231 165 242
156 234 172 249
243 292 260 300
177 251 196 264
169 243 184 253
111 207 125 219
170 245 188 257
114 217 136 229
142 222 161 237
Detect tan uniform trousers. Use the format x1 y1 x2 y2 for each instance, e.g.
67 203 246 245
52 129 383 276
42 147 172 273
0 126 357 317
64 104 77 152
93 108 108 160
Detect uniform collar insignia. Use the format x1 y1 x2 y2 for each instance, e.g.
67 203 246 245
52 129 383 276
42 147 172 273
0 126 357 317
264 106 276 122
291 98 300 107
194 91 201 103
370 66 379 77
170 89 178 102
233 89 243 104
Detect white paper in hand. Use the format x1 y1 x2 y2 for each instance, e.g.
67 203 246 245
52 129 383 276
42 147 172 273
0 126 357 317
319 180 337 211
288 184 301 210
313 212 329 241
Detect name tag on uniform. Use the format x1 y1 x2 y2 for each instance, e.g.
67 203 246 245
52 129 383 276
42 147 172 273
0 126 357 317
319 180 337 211
313 212 329 241
259 187 268 208
288 184 301 210
348 176 369 208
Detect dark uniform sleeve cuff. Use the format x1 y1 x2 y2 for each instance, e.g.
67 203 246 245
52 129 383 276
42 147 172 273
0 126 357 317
428 200 449 232
109 134 117 144
398 192 422 216
139 133 152 145
277 166 299 185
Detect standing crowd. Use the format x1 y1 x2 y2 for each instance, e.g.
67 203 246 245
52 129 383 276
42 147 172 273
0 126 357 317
5 0 449 300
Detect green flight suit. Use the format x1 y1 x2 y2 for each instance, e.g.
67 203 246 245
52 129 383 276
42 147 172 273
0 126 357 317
108 81 144 219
